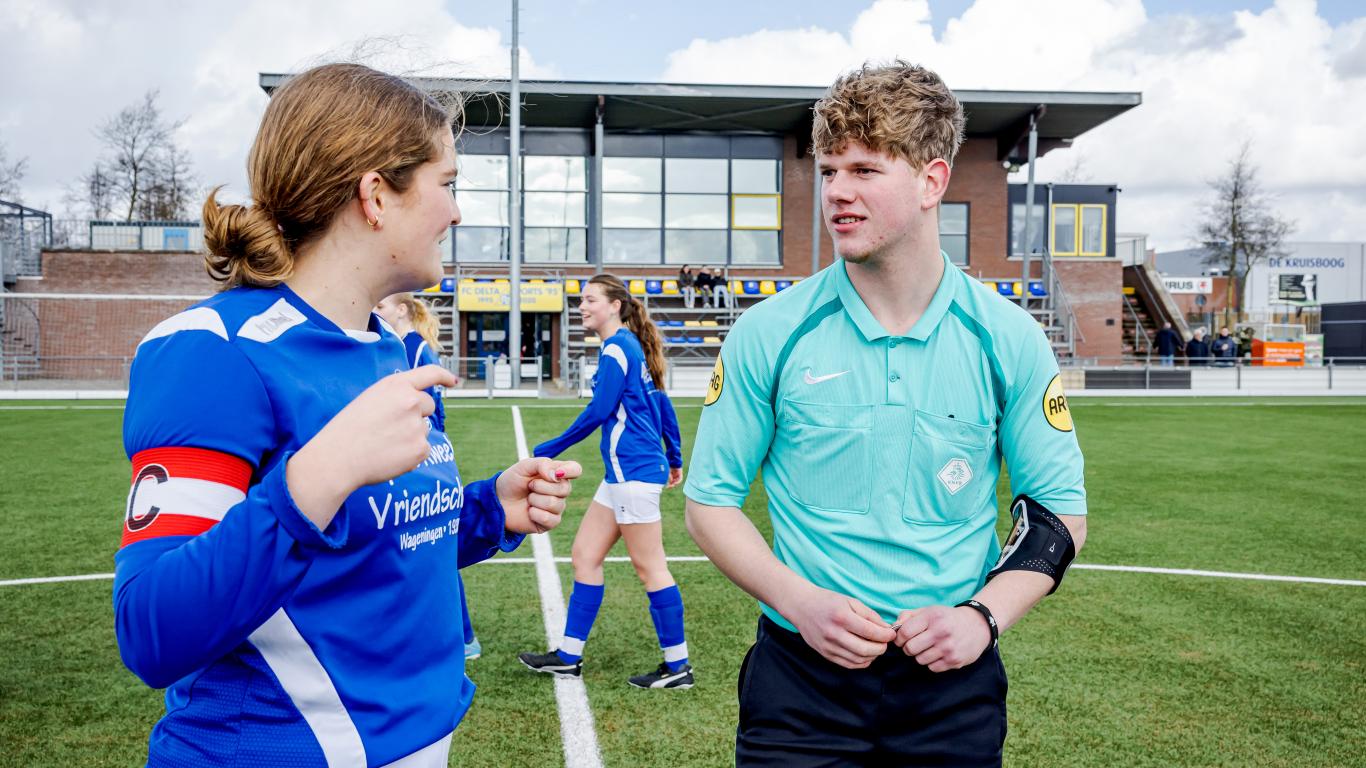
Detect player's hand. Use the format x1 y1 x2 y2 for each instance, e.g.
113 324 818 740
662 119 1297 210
666 467 683 489
892 605 992 672
288 365 456 527
785 586 896 669
497 457 583 534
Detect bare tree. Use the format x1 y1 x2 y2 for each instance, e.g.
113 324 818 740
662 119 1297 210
1056 153 1090 184
1196 141 1293 314
0 137 27 201
78 91 197 221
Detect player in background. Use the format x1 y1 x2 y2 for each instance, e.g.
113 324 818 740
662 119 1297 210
375 292 482 660
517 274 691 689
114 63 580 767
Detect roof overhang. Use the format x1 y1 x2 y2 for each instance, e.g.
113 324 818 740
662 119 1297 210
259 74 1140 162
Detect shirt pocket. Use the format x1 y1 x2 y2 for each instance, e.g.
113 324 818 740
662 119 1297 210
903 410 995 525
776 399 874 515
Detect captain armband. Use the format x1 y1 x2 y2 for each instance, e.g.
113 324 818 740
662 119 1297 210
986 494 1076 594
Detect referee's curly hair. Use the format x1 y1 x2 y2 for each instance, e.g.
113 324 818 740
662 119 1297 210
812 60 965 170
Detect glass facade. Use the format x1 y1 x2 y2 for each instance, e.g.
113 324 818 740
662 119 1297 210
452 133 782 265
939 203 969 266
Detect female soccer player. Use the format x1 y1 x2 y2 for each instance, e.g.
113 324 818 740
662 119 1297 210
375 292 482 660
114 63 580 767
517 274 691 689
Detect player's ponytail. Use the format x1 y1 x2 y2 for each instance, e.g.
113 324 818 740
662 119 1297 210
587 274 666 389
400 295 444 354
203 188 293 288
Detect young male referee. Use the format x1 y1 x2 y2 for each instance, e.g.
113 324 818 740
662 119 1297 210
684 61 1088 767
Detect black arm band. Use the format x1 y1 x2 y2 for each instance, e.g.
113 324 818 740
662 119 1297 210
956 599 999 648
986 494 1077 594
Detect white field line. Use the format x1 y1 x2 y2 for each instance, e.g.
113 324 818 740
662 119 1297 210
512 405 603 768
7 559 1365 589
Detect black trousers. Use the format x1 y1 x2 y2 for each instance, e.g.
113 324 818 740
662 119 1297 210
736 616 1007 768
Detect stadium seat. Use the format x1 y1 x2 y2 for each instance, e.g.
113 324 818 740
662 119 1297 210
566 279 581 294
730 280 744 294
700 320 718 327
704 335 722 344
664 319 684 327
584 335 600 346
629 279 647 295
743 280 760 295
775 280 792 292
422 283 441 293
995 281 1017 297
1029 281 1048 297
646 280 663 295
460 277 475 283
759 280 777 295
662 280 680 295
440 277 456 292
684 320 701 327
687 335 703 343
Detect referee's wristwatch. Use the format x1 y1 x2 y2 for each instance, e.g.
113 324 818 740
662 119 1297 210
956 599 999 649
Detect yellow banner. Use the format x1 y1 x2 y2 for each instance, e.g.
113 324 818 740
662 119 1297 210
456 281 564 312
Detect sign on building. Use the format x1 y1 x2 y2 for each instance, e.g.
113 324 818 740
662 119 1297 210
457 281 565 312
1162 276 1213 294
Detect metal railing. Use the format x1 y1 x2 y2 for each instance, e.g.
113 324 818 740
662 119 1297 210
1064 356 1366 392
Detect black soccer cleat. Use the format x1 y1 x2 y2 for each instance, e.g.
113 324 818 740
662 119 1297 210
518 650 582 678
628 662 694 690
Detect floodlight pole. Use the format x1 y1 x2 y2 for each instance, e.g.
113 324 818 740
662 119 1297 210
508 0 523 387
1020 110 1039 309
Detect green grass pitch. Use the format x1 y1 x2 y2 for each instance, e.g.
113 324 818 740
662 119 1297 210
1 397 1364 767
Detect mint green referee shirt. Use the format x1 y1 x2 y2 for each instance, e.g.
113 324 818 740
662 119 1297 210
684 255 1086 631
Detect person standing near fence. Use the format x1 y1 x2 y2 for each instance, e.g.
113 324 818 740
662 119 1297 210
1211 326 1237 367
1155 321 1181 367
375 291 483 661
1186 326 1212 366
518 274 692 689
113 63 581 767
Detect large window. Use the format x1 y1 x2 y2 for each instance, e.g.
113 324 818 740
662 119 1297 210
1010 203 1045 256
1051 203 1106 257
602 154 782 265
453 154 588 263
939 203 968 266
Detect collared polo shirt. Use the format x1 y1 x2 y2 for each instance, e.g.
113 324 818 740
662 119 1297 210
685 255 1086 630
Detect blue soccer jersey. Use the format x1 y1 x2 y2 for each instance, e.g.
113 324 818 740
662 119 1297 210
115 283 522 767
533 328 681 484
400 330 446 432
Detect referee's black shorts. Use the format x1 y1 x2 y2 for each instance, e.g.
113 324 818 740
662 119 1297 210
735 615 1008 768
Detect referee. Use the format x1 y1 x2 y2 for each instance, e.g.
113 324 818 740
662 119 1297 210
684 61 1087 767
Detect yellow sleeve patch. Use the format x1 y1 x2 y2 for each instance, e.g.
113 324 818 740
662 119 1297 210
703 356 724 406
1043 374 1073 432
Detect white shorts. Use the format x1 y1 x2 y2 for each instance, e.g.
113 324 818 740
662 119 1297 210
592 480 664 525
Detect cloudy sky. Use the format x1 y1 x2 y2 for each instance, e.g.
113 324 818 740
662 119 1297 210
2 0 1363 251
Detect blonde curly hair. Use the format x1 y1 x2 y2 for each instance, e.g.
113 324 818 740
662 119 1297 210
812 61 965 170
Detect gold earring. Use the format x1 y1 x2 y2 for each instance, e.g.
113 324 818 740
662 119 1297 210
367 218 378 230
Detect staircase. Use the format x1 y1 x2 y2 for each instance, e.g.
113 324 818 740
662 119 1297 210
0 297 41 381
1122 293 1156 359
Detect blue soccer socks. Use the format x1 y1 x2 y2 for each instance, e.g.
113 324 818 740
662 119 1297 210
558 581 605 663
647 585 688 672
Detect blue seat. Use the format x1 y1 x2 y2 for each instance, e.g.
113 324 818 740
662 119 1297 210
687 336 703 344
646 280 663 295
1029 281 1048 297
743 280 760 295
996 281 1016 297
775 280 792 292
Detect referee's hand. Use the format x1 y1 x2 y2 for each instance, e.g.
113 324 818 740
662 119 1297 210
788 586 897 670
892 605 992 672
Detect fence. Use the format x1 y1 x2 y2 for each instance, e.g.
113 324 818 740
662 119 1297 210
49 220 204 252
1061 356 1366 393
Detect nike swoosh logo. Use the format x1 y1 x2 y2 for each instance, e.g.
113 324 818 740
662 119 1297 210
803 369 850 385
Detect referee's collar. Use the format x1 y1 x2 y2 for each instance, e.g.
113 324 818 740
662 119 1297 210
834 252 957 342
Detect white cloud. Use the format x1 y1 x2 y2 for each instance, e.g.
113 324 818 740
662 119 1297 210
0 0 554 214
661 0 1366 251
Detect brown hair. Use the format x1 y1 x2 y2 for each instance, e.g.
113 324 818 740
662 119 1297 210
393 294 444 354
588 274 666 389
812 60 964 170
203 62 456 288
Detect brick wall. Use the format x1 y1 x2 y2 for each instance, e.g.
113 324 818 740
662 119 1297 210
1054 259 1123 360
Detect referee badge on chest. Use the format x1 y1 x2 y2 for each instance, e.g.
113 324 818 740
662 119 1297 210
937 458 972 495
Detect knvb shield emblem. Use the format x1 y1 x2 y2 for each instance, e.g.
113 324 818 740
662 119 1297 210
937 459 972 495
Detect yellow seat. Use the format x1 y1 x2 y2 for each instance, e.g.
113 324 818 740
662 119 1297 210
460 277 475 283
662 280 680 295
704 335 722 344
684 320 702 327
566 279 581 294
584 335 600 346
629 279 647 295
730 280 744 293
759 280 777 295
700 320 719 327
